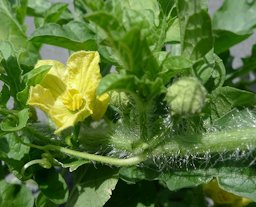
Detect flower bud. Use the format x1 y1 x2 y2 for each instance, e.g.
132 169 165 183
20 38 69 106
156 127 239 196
110 91 130 109
165 77 207 115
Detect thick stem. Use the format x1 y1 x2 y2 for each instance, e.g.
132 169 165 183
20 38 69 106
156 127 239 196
153 128 256 156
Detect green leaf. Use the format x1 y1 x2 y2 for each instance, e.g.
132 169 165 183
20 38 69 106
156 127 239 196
35 169 69 205
212 108 256 131
192 51 226 91
0 3 38 66
1 54 22 95
44 3 71 24
86 11 123 34
86 7 160 77
105 180 155 207
176 0 212 60
0 133 30 179
119 166 159 184
74 0 104 15
17 65 51 104
226 44 256 88
28 1 72 25
0 84 10 107
23 65 51 86
160 169 212 191
0 180 34 207
27 0 51 16
159 167 256 202
212 0 256 54
209 86 256 118
30 21 97 51
97 73 139 96
13 0 28 24
116 28 159 78
217 167 256 202
0 133 30 160
35 193 57 207
0 108 30 132
67 165 118 207
157 53 192 84
61 160 89 172
165 18 181 43
213 30 251 54
213 0 256 34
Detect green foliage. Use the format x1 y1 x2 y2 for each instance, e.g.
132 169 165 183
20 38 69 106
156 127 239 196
213 0 256 54
66 166 118 207
0 0 256 206
35 169 69 205
30 21 97 51
0 180 34 207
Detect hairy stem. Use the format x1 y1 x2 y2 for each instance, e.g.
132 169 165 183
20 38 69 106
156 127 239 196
153 128 256 156
23 142 146 167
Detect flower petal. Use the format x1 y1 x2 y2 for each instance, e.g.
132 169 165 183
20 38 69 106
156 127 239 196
92 93 110 120
27 85 55 113
49 98 92 133
36 60 67 98
66 51 101 98
35 60 66 82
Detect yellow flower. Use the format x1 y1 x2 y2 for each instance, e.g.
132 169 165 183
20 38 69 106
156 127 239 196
27 51 109 133
203 179 252 207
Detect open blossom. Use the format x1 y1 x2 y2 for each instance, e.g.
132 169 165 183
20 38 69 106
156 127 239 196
27 51 109 133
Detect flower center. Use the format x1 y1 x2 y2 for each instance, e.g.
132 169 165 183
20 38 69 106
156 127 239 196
62 89 84 111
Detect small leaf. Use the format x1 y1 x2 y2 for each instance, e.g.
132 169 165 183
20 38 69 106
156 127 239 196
193 52 226 90
0 108 30 132
61 160 89 172
17 65 51 104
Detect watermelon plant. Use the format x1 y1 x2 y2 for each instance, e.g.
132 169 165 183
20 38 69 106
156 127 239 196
0 0 256 206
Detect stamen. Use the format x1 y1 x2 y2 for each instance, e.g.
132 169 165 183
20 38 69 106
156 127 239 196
62 89 84 111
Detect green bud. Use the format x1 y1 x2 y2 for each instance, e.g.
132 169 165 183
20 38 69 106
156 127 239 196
110 91 130 109
165 77 207 115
